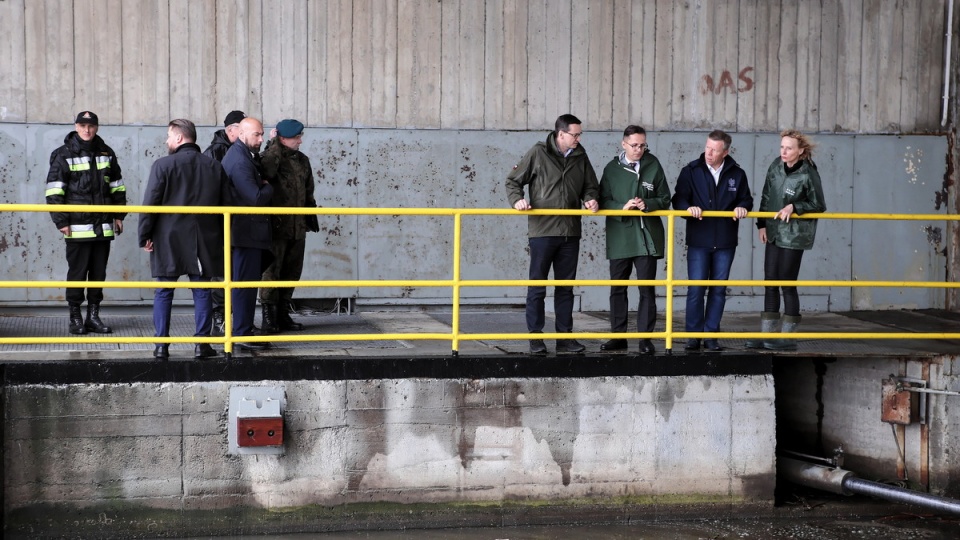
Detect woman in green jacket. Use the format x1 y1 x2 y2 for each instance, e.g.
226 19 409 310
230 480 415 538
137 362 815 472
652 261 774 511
599 126 672 355
748 130 827 350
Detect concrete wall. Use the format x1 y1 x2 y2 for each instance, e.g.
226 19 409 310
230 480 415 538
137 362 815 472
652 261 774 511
0 0 951 133
775 355 960 498
3 374 775 536
0 124 949 311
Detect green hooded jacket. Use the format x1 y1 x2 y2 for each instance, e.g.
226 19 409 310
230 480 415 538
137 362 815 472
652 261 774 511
758 157 827 250
599 151 671 260
260 138 318 240
505 132 600 238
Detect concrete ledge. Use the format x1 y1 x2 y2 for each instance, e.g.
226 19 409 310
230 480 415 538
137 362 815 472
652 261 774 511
3 373 776 537
0 354 773 385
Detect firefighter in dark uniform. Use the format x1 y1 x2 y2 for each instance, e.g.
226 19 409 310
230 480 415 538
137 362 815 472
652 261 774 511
45 111 127 335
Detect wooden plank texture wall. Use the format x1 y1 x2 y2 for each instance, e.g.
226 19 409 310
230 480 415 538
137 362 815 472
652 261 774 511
0 0 951 132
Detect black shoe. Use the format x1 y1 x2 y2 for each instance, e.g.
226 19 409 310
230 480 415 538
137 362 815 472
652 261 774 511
153 345 169 359
84 303 113 334
529 339 547 355
703 338 723 352
260 304 280 335
279 310 304 331
195 344 217 358
210 309 225 336
600 338 628 351
69 304 87 335
238 341 272 351
684 339 701 351
556 339 586 354
639 339 655 355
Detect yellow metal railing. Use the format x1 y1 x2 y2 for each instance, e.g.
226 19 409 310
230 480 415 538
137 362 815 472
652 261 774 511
4 203 960 354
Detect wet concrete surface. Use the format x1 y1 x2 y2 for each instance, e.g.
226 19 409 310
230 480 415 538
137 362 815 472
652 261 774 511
180 498 960 539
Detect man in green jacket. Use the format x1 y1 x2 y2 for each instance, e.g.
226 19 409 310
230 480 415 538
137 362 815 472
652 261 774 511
599 126 671 355
506 114 600 355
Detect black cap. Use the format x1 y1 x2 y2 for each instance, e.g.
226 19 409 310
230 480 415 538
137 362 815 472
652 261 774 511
223 110 246 127
75 111 99 125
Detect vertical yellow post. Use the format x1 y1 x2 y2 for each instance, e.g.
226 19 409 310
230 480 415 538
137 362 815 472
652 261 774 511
223 211 233 355
451 213 462 355
665 212 675 351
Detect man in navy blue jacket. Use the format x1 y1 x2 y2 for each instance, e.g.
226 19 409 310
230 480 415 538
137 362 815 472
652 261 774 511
672 130 753 351
222 117 274 351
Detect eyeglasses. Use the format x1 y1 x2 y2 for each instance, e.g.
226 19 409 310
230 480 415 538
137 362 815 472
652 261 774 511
626 143 648 150
562 130 583 139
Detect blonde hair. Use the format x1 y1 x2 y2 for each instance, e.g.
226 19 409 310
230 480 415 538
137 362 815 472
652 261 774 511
780 129 815 160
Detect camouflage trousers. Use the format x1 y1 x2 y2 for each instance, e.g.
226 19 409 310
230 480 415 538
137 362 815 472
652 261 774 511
259 237 306 305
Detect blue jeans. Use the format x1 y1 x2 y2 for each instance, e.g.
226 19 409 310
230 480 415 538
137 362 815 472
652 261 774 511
685 247 736 333
154 275 212 340
526 236 579 333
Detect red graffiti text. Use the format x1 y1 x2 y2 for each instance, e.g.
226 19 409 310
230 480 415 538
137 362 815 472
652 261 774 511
699 67 754 95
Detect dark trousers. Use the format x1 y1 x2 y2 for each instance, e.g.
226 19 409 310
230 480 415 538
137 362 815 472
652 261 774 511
231 247 264 337
764 244 805 316
65 241 111 305
259 237 306 305
685 246 736 333
609 256 658 334
526 236 579 333
153 275 212 340
210 278 224 311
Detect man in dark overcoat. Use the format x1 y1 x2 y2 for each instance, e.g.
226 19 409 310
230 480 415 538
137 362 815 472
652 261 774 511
139 119 231 359
222 117 274 350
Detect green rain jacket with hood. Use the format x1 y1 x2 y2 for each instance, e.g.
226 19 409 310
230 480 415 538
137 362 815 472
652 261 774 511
758 157 827 250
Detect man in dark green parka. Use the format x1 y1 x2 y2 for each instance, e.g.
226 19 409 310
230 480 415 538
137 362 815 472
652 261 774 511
599 126 671 355
258 119 319 334
506 114 600 355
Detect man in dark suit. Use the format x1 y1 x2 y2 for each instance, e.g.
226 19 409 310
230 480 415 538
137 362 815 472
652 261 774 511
221 117 274 351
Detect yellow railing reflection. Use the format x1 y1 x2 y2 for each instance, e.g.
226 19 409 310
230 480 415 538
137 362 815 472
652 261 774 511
3 203 960 354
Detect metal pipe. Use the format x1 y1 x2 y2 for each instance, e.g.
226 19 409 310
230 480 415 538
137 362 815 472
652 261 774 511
843 477 960 516
943 0 954 127
901 386 960 397
780 457 855 495
779 457 960 516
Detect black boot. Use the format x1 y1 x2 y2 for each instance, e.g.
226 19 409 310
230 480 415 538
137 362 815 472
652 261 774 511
278 307 304 331
210 308 225 337
84 303 113 333
260 303 279 335
69 304 87 335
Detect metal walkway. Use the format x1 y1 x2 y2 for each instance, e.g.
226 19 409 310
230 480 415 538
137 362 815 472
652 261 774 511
1 306 957 362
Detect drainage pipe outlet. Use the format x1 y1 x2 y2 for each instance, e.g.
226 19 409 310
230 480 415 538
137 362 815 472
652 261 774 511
779 457 960 516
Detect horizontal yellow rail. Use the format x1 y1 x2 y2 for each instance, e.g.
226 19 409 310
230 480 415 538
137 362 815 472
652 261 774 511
2 203 957 353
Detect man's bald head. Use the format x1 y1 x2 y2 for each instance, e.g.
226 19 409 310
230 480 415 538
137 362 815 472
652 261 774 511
238 117 264 152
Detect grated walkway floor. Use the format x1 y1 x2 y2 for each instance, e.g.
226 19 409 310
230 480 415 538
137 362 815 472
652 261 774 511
0 306 958 362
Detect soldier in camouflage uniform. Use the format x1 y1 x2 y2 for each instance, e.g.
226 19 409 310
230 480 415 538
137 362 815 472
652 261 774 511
258 119 319 333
